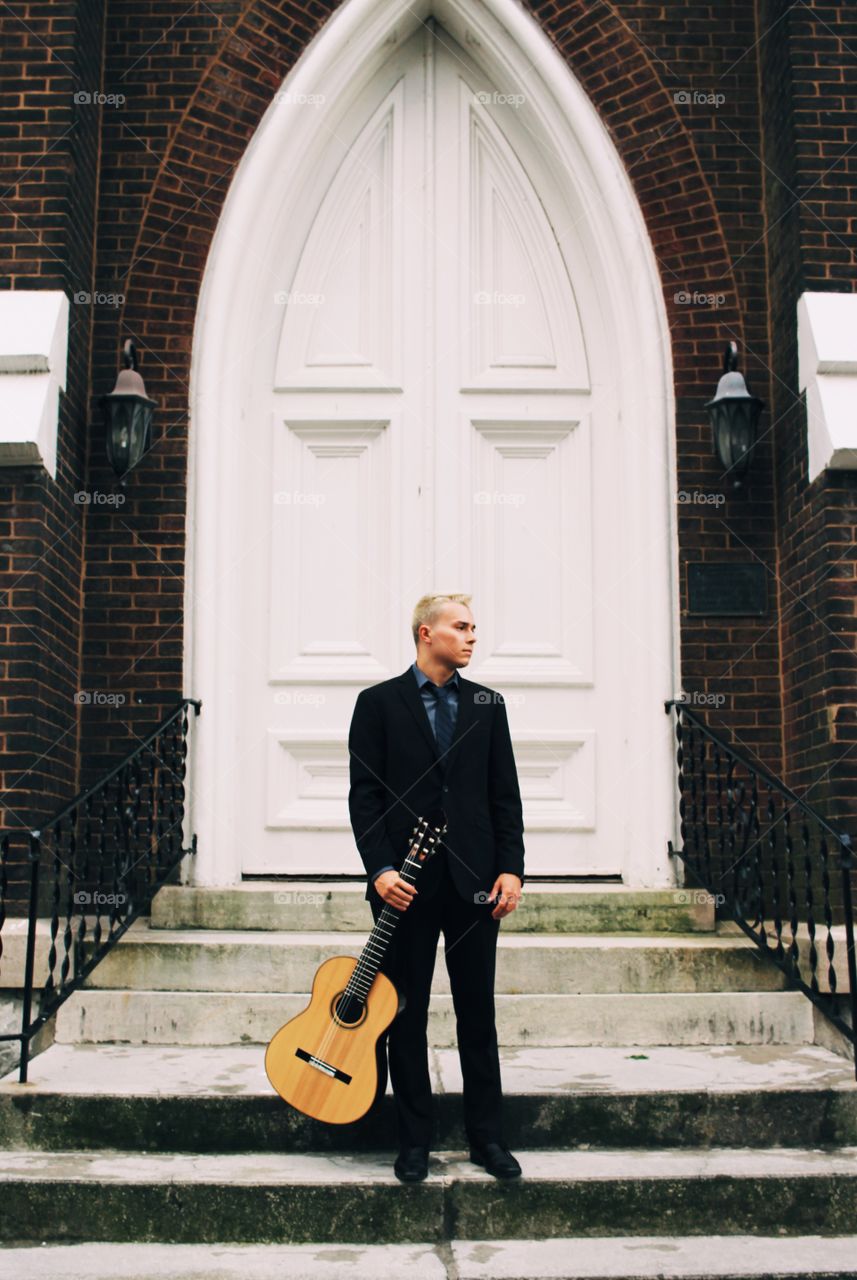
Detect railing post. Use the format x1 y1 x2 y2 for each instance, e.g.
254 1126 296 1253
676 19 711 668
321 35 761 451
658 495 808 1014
838 834 857 1082
0 700 200 1077
664 698 856 1075
18 831 42 1084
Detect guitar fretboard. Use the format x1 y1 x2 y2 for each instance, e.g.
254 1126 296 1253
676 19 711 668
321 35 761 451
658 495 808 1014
344 826 443 1003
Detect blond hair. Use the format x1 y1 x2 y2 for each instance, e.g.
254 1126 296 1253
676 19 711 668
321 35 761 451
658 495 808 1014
411 593 473 647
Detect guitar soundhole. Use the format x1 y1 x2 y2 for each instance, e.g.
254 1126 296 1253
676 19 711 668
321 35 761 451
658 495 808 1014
332 991 367 1027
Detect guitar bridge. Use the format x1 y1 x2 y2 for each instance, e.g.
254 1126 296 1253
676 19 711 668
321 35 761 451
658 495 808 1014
295 1046 352 1084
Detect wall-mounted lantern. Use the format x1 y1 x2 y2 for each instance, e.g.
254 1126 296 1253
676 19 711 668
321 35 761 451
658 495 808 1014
705 341 764 490
101 339 156 482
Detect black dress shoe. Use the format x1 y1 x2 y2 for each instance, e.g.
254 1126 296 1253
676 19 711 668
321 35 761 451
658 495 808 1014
394 1145 429 1182
469 1141 522 1179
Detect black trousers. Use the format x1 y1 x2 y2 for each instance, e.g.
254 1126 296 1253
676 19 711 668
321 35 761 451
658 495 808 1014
369 848 504 1149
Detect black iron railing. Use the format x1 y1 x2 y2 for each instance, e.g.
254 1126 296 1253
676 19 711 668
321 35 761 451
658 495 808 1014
665 698 857 1078
0 698 200 1082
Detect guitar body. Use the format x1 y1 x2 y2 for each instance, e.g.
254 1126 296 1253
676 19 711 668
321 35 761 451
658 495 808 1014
265 955 401 1125
265 813 446 1126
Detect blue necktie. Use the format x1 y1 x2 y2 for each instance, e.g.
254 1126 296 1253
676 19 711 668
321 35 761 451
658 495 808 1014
427 682 455 757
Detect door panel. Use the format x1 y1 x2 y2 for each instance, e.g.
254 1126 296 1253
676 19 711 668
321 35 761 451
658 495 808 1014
238 21 625 876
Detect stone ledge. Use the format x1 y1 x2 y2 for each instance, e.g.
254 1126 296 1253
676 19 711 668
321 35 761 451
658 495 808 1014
2 1145 857 1243
0 289 68 478
5 1236 857 1280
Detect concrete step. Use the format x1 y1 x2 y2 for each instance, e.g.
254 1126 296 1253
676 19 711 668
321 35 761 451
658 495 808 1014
6 1237 857 1279
5 919 849 1007
2 1145 857 1243
151 882 716 934
2 1043 854 1152
53 988 815 1047
78 925 788 994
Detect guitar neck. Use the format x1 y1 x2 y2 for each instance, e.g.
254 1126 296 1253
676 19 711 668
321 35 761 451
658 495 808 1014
345 848 430 1003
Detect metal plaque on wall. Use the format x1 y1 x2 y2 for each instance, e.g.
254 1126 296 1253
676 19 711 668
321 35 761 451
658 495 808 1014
687 562 768 616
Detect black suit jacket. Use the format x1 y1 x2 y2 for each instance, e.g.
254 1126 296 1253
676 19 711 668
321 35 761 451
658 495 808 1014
347 667 525 904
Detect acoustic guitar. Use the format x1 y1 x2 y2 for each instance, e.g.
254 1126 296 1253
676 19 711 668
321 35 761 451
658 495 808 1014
265 813 447 1125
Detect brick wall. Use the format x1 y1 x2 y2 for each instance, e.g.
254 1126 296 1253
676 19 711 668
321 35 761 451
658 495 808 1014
0 0 106 858
758 0 857 825
81 0 251 780
2 0 856 844
82 0 777 776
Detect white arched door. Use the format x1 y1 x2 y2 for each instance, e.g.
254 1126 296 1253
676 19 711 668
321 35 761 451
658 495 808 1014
188 1 678 887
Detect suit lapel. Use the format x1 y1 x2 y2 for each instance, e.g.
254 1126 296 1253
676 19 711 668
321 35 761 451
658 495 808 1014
396 670 438 758
395 668 477 778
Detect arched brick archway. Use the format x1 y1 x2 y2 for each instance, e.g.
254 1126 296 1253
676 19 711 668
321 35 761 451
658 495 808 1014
84 0 746 878
114 0 740 409
176 0 700 885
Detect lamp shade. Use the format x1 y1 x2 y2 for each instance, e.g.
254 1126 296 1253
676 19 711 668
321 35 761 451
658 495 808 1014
705 342 764 488
101 340 156 480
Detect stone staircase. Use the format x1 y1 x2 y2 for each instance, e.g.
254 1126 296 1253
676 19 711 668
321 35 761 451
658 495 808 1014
1 881 856 1279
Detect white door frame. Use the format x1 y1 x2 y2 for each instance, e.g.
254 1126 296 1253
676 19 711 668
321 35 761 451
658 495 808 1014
184 0 680 887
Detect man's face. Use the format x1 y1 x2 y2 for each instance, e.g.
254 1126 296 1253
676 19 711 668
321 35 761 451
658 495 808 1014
423 603 476 668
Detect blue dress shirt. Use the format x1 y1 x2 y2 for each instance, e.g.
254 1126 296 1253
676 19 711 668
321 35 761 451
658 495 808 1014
371 662 460 883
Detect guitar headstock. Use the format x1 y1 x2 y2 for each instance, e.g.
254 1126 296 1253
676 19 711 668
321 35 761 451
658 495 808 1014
410 813 448 862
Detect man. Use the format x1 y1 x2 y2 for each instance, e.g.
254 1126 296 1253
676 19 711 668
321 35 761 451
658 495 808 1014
347 592 525 1183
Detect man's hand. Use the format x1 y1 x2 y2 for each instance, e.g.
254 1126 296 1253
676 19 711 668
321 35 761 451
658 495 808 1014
374 869 418 912
489 873 522 920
